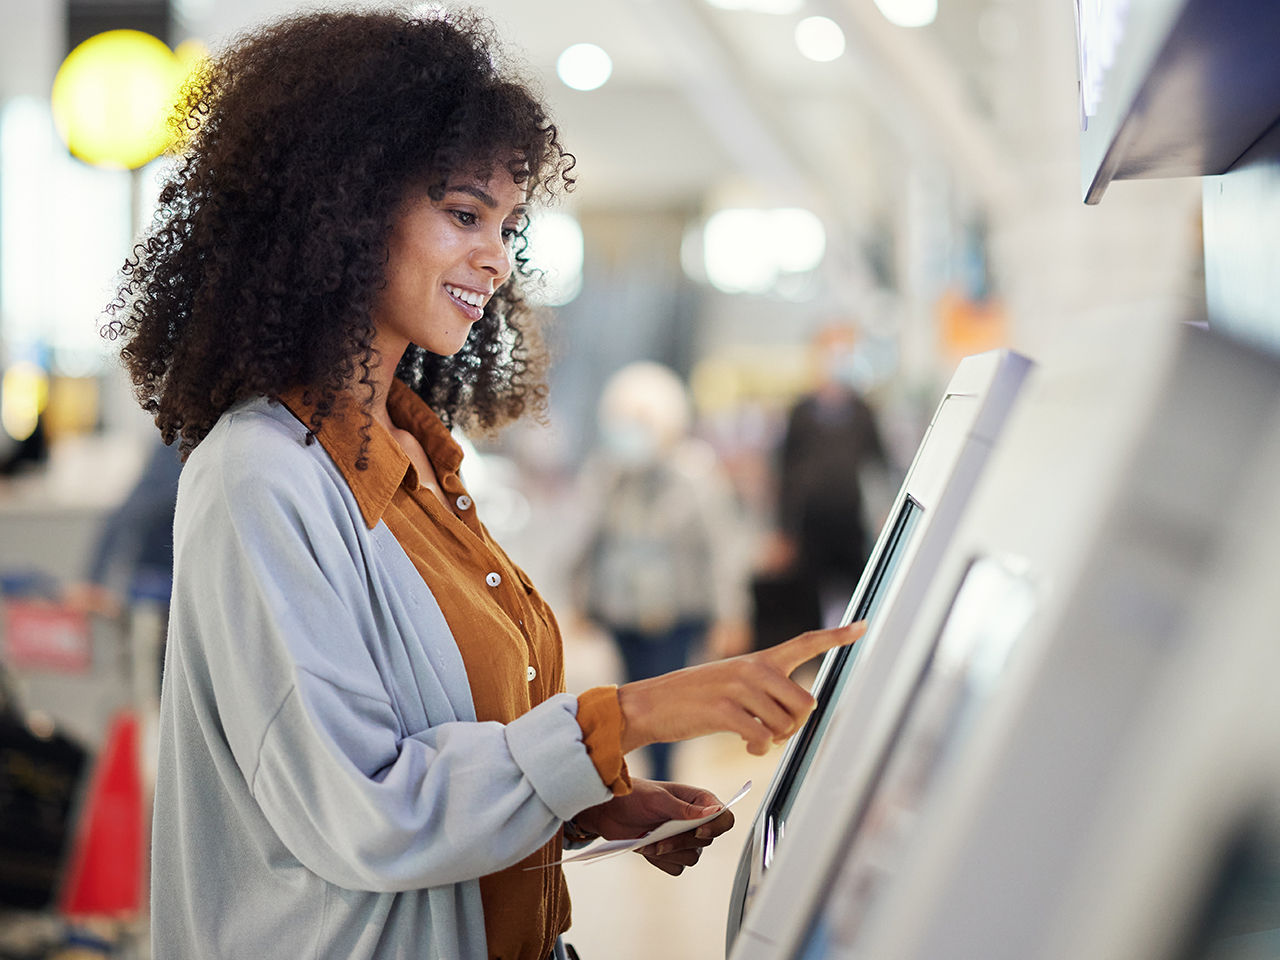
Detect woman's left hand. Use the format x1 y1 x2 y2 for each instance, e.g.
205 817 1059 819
571 779 736 876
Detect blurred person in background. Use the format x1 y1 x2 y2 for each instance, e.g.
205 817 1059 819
569 362 752 783
757 324 894 636
103 10 861 960
62 436 182 620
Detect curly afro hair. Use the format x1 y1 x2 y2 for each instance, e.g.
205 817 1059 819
106 7 575 459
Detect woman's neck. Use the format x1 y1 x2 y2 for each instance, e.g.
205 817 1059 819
363 334 409 434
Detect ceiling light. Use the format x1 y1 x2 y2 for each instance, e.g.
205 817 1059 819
794 16 846 62
703 210 772 294
523 211 585 306
556 43 613 92
51 29 186 170
699 207 826 295
770 209 827 272
1 362 48 442
872 0 938 28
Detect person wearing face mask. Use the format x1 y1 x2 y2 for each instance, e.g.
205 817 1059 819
570 362 752 783
761 324 894 633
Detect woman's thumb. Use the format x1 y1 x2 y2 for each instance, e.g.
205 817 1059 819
675 797 722 820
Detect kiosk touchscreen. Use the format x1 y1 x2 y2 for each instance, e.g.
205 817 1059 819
725 348 1032 951
729 319 1280 960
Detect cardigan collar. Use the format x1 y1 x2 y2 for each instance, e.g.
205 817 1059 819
278 379 464 529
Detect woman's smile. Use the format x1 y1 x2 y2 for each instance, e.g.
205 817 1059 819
444 282 489 321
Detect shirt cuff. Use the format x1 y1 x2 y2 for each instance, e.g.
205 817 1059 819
576 685 632 796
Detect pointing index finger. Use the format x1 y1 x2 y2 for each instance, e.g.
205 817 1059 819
766 621 868 675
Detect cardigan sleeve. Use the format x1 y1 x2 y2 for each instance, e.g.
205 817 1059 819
172 412 612 893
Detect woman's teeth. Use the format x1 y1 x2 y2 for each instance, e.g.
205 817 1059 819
445 284 485 307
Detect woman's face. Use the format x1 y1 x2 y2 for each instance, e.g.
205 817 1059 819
372 170 527 362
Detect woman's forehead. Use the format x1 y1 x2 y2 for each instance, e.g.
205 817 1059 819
436 170 530 212
424 162 530 203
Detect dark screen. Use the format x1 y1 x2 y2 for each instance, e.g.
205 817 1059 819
761 497 924 866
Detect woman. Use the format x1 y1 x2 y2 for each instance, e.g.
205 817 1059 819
107 10 861 960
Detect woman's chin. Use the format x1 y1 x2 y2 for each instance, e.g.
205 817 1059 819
415 332 472 358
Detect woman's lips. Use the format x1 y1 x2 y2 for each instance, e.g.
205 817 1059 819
445 286 484 321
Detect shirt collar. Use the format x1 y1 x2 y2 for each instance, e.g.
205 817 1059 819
279 380 463 530
387 378 465 479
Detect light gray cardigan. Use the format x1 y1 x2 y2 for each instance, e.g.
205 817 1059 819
151 397 611 959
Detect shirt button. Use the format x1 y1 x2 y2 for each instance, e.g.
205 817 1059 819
485 572 502 588
456 494 472 510
527 666 537 682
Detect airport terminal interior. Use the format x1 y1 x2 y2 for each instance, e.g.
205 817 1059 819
1 0 1278 958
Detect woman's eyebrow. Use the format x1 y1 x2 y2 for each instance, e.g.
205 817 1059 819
445 184 529 219
446 183 498 206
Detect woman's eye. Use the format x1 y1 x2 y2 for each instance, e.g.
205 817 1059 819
452 210 477 226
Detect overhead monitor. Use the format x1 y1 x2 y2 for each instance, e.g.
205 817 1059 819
1075 0 1280 203
725 348 1032 953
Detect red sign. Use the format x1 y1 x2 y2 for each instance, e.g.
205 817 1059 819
2 601 92 673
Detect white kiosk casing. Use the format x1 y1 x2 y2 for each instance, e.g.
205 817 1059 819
1039 411 1280 960
725 348 1033 952
856 327 1280 960
729 317 1280 960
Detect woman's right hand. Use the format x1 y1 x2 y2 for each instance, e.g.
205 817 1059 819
617 621 867 756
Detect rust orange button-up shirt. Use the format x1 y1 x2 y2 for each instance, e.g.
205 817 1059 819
282 381 630 960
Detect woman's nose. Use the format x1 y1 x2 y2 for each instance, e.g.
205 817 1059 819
473 230 513 281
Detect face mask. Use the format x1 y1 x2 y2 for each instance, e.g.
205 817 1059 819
825 349 874 392
601 421 659 465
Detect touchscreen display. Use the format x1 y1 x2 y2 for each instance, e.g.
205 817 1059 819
796 555 1037 959
762 497 924 865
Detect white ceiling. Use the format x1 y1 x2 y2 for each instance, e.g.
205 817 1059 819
171 0 1059 218
168 1 1208 355
0 0 1204 357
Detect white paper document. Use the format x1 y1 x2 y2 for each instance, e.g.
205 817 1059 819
530 781 752 869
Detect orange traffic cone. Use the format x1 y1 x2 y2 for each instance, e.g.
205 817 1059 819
59 709 145 918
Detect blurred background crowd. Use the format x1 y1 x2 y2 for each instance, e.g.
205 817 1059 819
0 0 1209 957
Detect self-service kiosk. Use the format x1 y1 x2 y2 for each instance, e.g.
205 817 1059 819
1028 430 1280 960
725 348 1032 951
728 317 1280 960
